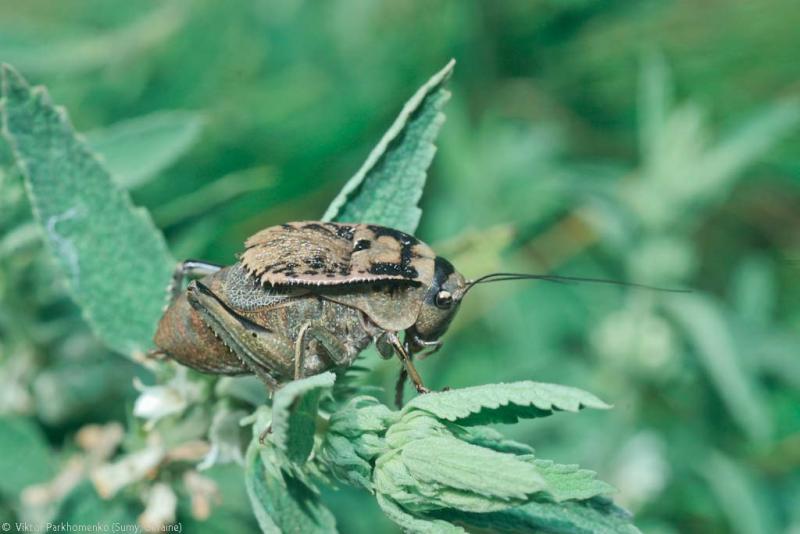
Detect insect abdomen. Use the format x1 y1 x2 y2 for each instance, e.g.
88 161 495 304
154 291 250 375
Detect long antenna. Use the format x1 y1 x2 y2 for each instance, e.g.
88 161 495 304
464 272 690 295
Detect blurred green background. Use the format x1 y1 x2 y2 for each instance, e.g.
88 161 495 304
1 1 798 533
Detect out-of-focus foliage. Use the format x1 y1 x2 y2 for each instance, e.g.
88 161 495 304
0 1 798 533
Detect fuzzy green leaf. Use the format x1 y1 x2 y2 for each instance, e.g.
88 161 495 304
86 110 204 189
403 381 610 426
322 60 454 234
317 433 374 490
376 494 465 534
270 372 336 464
327 396 397 438
436 498 639 534
245 441 337 534
1 64 174 357
450 425 535 455
0 416 56 497
532 459 616 502
400 437 547 507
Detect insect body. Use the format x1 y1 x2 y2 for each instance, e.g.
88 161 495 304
154 220 683 401
154 221 466 395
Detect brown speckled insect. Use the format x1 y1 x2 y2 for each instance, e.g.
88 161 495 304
154 221 676 404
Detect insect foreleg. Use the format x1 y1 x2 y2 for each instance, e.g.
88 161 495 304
394 336 417 407
168 260 223 303
385 332 430 395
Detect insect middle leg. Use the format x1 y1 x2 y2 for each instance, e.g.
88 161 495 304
293 323 352 379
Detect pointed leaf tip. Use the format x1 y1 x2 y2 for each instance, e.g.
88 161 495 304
1 64 31 103
322 59 456 233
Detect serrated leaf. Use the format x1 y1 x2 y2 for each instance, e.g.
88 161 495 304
532 460 616 502
403 381 610 426
270 372 335 464
86 111 204 189
245 441 337 534
400 437 547 507
376 494 465 534
0 416 56 497
328 396 396 438
316 434 374 490
1 64 174 357
449 425 535 456
322 60 454 234
436 498 639 534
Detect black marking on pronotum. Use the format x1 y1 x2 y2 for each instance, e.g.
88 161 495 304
307 254 327 270
334 224 355 241
367 225 419 279
433 256 455 287
303 223 334 235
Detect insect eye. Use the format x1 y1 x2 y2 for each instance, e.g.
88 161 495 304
434 290 453 309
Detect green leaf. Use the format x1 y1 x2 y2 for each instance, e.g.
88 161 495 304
693 99 800 200
532 460 616 502
664 293 771 442
152 166 273 227
376 494 465 534
403 381 610 426
399 436 547 507
0 4 185 75
638 49 673 165
328 396 396 439
33 358 137 424
245 441 337 534
86 111 204 189
700 452 777 534
450 426 535 455
1 64 174 357
317 433 374 490
57 481 138 528
436 497 639 534
731 255 775 327
270 372 335 464
0 416 56 497
322 59 454 234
